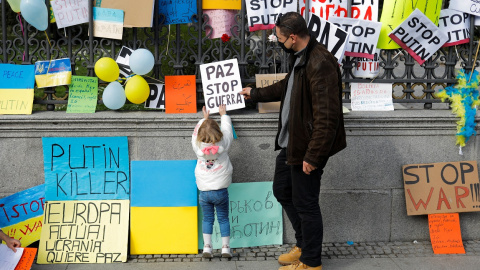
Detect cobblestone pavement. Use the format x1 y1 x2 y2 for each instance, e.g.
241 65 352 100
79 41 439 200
128 240 480 263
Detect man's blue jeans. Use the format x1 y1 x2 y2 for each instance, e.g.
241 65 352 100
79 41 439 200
199 188 230 237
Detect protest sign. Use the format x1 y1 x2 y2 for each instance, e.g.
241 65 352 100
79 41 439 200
438 9 470 47
378 0 442 49
200 59 245 114
389 9 448 65
144 84 165 109
245 0 297 31
92 7 124 40
66 76 98 114
204 9 238 39
0 245 23 269
37 200 129 264
0 64 35 89
352 49 380 78
101 0 154 28
158 0 196 25
14 247 37 270
402 161 480 215
350 83 393 111
203 0 241 10
255 73 287 113
0 185 45 247
34 58 72 88
329 17 381 59
449 0 480 16
115 46 133 79
300 0 378 21
428 213 465 254
164 75 196 114
307 14 348 64
42 137 129 201
198 182 283 249
0 89 34 115
51 0 89 29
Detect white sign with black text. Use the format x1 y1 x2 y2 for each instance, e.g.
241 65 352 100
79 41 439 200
144 84 165 109
308 14 348 64
352 49 380 78
449 0 480 16
351 83 393 111
245 0 297 32
438 9 471 47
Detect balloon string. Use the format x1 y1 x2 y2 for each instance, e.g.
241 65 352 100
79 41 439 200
18 13 26 62
143 75 163 83
117 74 135 85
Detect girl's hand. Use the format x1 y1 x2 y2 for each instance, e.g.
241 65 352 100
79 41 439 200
202 106 209 119
219 104 227 116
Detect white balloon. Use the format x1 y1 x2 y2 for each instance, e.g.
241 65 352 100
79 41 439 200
102 81 126 110
129 49 155 75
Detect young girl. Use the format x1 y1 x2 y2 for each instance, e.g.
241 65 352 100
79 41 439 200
192 104 233 258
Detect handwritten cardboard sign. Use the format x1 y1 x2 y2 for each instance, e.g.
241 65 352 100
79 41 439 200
42 137 130 201
350 83 393 111
204 9 238 39
329 17 381 59
164 75 196 114
300 0 378 21
37 200 129 264
245 0 297 31
66 76 98 114
200 59 245 114
203 0 241 10
255 73 287 113
402 161 480 215
198 182 283 249
449 0 480 16
158 0 196 25
14 247 37 270
0 185 45 247
428 213 465 254
0 245 23 269
101 0 154 28
92 7 124 40
308 14 348 64
34 58 72 88
438 9 470 47
51 0 89 29
0 89 34 115
144 84 165 109
389 9 448 65
0 64 35 89
352 50 380 78
378 0 442 49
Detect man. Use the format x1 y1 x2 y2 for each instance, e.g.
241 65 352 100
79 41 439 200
0 229 21 252
240 12 346 270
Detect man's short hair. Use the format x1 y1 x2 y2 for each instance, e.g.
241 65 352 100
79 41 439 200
275 12 309 38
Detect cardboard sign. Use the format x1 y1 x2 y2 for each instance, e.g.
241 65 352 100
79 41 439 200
245 0 297 31
144 84 165 109
115 46 133 79
428 213 465 254
198 182 283 249
402 161 480 215
438 9 470 47
158 0 196 25
42 137 130 201
350 83 393 111
34 58 72 88
14 247 37 270
307 14 348 64
92 7 124 40
389 9 448 65
255 73 287 113
352 49 380 78
0 64 35 89
0 89 34 115
378 0 442 49
66 76 98 114
164 75 197 114
0 245 23 270
200 59 245 114
101 0 154 28
204 9 238 39
300 0 378 21
449 0 480 16
329 17 381 59
37 200 129 264
51 0 89 29
0 185 45 247
203 0 241 10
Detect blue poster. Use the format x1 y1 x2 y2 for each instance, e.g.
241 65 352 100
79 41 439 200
0 64 35 89
0 184 45 228
42 137 130 201
158 0 197 25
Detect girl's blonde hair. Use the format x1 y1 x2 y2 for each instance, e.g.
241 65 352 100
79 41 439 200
197 119 223 144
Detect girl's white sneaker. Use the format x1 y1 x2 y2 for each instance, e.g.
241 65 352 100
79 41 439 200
221 245 232 258
203 244 212 258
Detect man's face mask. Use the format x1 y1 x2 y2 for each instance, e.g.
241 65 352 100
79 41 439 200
278 36 294 54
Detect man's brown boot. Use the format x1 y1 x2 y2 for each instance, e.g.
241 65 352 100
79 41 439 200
279 261 322 270
278 245 301 265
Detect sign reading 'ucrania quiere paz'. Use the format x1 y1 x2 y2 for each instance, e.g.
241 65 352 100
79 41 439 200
200 59 245 114
438 9 470 47
42 137 130 201
389 9 448 65
350 83 393 111
352 49 380 78
300 0 378 21
449 0 480 16
245 0 297 31
307 14 348 64
328 17 381 59
51 0 89 29
402 161 480 216
37 200 129 264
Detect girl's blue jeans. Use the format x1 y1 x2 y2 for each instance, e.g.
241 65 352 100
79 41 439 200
199 188 230 237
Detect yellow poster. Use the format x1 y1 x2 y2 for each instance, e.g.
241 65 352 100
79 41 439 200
0 89 34 115
1 217 43 247
203 0 241 10
378 0 442 49
37 200 130 264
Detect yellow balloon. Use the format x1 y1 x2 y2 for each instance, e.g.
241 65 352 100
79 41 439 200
94 57 119 82
7 0 21 13
125 75 150 104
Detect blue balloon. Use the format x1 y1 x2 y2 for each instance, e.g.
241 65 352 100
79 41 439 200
20 0 48 31
129 49 155 75
102 81 126 110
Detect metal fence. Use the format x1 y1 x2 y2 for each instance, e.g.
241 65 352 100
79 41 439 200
1 0 478 110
